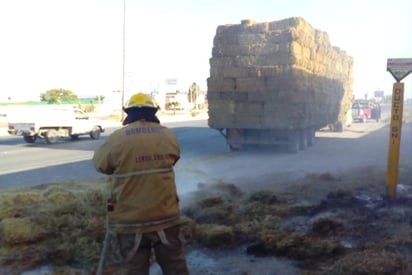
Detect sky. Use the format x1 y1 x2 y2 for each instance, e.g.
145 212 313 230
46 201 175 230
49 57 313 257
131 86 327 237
0 0 411 102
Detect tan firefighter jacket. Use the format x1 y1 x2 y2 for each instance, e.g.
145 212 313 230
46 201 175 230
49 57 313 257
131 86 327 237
93 120 181 234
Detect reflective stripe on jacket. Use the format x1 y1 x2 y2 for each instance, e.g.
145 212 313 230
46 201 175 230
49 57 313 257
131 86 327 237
92 120 181 233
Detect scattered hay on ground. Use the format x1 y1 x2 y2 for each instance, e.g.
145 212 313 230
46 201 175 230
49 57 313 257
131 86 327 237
0 217 46 244
183 176 412 273
0 180 109 273
195 224 236 248
246 230 344 260
1 173 412 274
316 249 408 275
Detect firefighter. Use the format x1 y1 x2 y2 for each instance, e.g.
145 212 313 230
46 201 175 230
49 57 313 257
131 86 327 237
93 93 189 275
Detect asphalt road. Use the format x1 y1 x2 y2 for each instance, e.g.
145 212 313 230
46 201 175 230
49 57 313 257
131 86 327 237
1 106 410 199
0 119 226 192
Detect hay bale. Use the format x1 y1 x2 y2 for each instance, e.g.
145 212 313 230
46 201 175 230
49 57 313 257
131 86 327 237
0 205 22 220
184 196 238 225
311 216 344 235
208 17 353 129
324 249 407 274
12 191 43 206
247 231 344 259
247 190 279 204
179 216 196 244
195 224 235 248
191 206 237 225
199 197 225 208
1 217 45 244
45 190 76 204
235 214 281 237
240 201 290 218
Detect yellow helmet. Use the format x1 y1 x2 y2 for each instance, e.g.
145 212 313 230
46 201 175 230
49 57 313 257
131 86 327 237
124 93 158 110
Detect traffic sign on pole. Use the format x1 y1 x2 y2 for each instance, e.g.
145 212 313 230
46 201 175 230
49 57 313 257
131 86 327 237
386 83 404 198
385 57 412 198
387 58 412 82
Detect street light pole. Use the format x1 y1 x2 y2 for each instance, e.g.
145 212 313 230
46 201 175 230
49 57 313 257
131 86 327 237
121 0 126 121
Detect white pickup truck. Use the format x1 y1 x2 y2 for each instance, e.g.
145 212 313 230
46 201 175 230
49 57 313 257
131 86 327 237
7 106 105 144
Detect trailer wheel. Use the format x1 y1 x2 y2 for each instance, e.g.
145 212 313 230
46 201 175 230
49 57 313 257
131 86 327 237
229 144 242 151
23 135 36 144
90 126 101 140
299 129 308 150
334 121 344 132
288 131 299 153
306 128 315 146
288 141 299 153
45 129 58 144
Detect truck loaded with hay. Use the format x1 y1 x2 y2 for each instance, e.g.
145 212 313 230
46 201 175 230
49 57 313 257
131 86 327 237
207 17 353 152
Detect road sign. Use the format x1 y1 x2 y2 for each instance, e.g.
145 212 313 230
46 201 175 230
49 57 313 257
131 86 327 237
374 90 384 98
386 82 404 198
165 78 178 85
387 58 412 82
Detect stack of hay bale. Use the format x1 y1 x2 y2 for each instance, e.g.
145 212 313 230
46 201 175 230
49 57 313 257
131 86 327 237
207 17 353 130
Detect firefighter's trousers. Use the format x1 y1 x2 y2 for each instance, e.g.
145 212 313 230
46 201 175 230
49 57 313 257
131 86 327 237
117 225 189 275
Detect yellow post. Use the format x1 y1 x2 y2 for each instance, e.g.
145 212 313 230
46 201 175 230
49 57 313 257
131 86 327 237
386 82 404 198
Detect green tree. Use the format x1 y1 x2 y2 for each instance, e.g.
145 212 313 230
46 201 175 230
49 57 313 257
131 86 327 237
169 101 180 115
188 82 200 109
95 95 105 103
40 89 78 103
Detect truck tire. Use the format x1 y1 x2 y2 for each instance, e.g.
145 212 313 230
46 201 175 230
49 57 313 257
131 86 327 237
70 134 79 140
229 145 240 151
90 126 101 140
334 121 344 132
226 129 242 151
306 128 315 146
299 129 308 150
45 129 58 144
23 135 36 144
288 131 299 153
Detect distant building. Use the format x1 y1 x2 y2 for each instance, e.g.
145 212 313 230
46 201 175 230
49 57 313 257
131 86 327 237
165 92 190 110
374 90 384 100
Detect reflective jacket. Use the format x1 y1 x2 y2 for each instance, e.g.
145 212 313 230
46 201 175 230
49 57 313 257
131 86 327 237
93 120 181 233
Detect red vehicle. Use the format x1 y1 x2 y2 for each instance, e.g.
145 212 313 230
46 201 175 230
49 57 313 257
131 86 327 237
351 101 372 122
352 100 381 122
